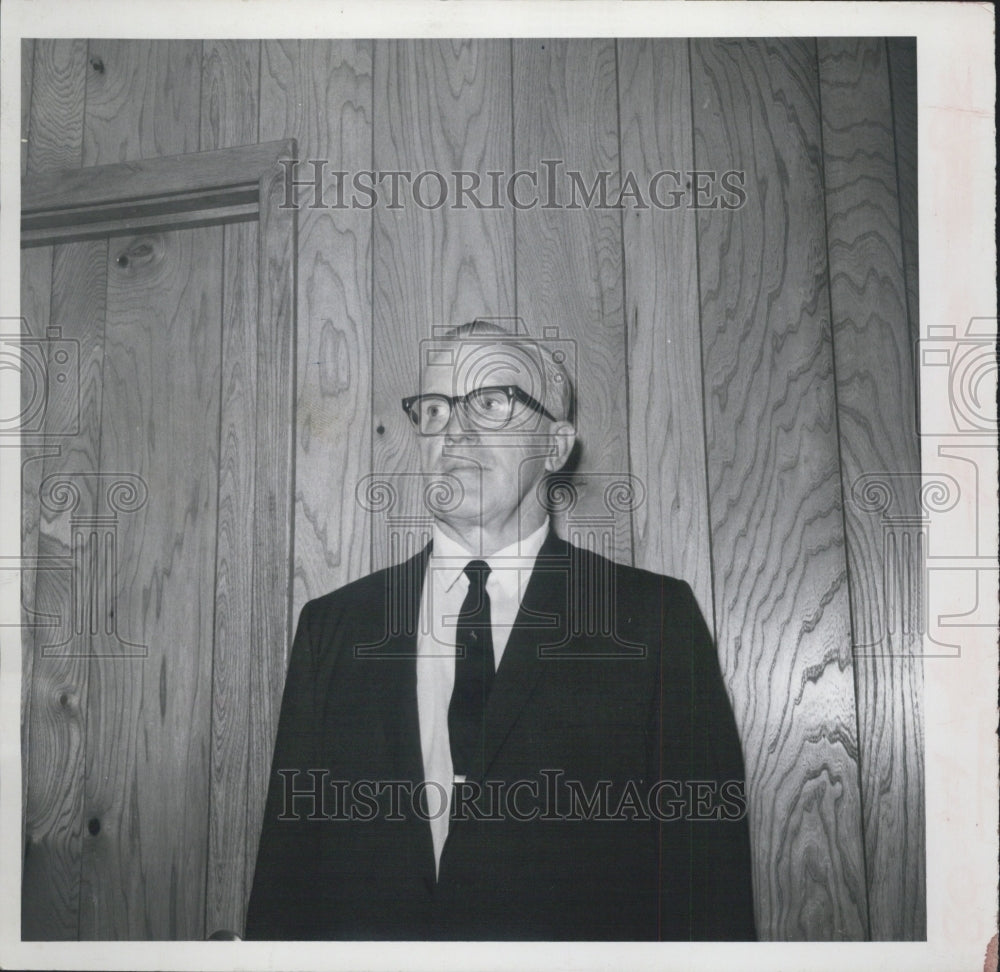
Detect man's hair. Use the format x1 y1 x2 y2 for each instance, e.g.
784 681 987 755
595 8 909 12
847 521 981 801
441 319 576 424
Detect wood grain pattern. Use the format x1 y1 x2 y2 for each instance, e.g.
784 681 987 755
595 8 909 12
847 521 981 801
18 244 53 875
243 163 297 930
26 39 86 172
691 38 869 940
617 39 714 628
200 40 260 151
78 228 222 939
205 224 259 934
371 39 515 570
18 247 53 588
206 220 259 935
21 39 34 176
818 37 924 941
512 39 631 564
886 39 919 360
17 37 929 943
200 38 262 938
21 239 108 939
260 40 373 616
83 40 201 165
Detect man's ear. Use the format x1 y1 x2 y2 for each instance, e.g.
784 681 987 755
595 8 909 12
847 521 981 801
544 421 577 472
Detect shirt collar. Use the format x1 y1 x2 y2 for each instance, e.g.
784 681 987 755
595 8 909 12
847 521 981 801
429 518 551 593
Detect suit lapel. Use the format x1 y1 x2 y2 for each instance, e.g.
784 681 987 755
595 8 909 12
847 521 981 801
480 530 571 777
374 545 429 788
370 544 439 883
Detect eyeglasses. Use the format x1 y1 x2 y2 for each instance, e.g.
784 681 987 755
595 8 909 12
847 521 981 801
401 385 558 435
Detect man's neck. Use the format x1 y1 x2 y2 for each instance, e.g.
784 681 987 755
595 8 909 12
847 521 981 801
433 509 548 558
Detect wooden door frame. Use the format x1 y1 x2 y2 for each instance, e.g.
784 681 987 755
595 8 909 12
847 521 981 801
22 138 296 247
20 139 298 937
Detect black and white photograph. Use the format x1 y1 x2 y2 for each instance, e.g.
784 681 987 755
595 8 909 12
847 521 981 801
0 1 995 970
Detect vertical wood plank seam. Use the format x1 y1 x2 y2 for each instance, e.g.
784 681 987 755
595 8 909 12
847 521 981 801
202 215 228 938
288 166 300 656
245 42 264 932
26 40 38 164
884 39 921 447
241 362 257 932
242 176 264 934
813 37 873 941
79 42 91 170
79 237 110 940
509 38 518 325
612 39 636 569
20 37 37 886
196 41 204 154
254 44 263 146
200 42 217 931
256 44 263 149
685 38 704 938
18 244 53 901
368 39 377 577
275 149 300 665
687 39 721 649
242 153 298 922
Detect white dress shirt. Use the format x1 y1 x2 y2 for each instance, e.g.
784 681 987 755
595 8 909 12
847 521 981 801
416 518 550 875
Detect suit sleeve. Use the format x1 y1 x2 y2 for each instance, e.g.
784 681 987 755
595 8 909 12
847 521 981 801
244 599 323 939
654 580 758 941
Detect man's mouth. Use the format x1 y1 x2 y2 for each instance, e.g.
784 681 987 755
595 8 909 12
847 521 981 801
439 459 484 474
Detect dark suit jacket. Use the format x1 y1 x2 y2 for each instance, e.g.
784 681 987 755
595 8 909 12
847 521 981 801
245 531 756 940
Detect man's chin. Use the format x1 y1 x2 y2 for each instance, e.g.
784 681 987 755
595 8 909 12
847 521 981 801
423 475 479 521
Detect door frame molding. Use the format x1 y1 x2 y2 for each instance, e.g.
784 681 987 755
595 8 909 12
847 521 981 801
20 139 298 937
21 139 296 247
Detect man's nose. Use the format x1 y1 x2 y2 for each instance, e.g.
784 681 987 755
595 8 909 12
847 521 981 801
443 403 475 443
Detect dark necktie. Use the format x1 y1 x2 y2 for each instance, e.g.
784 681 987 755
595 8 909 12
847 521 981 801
449 560 495 778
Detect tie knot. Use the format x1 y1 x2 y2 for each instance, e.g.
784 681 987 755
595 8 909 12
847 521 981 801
463 560 491 589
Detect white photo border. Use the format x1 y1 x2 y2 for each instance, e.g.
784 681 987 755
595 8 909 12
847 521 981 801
0 2 995 970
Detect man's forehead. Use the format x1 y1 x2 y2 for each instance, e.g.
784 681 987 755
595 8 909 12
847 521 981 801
420 338 542 393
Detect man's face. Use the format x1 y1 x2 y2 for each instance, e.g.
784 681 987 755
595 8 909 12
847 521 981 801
414 338 571 536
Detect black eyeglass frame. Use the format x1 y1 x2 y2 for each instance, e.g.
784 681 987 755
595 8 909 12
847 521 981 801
401 385 559 434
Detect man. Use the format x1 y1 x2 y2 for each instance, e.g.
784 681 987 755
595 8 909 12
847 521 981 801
245 320 756 941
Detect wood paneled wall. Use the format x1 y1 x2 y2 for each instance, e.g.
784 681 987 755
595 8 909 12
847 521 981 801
20 37 922 940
